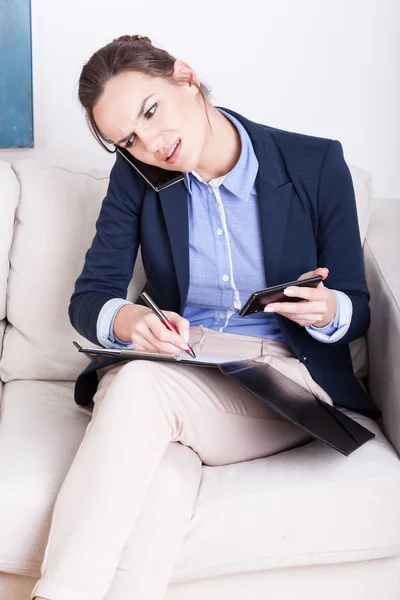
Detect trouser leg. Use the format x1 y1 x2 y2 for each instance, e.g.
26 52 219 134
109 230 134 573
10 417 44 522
103 442 202 600
32 362 185 600
32 328 331 600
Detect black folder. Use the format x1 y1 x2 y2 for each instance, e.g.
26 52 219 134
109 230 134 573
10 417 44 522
219 359 375 456
74 343 375 456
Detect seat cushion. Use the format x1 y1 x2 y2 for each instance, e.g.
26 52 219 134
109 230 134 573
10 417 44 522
0 380 91 575
0 380 399 580
172 410 400 580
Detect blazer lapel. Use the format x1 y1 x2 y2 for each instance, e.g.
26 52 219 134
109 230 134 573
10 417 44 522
227 108 293 286
157 108 294 310
256 177 293 286
159 180 190 312
217 107 294 286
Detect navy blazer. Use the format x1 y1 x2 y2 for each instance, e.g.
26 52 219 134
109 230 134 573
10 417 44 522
69 107 380 418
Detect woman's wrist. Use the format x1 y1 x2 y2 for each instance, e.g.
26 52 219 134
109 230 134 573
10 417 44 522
312 289 337 328
113 304 148 342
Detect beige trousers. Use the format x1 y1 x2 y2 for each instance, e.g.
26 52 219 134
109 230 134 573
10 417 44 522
32 326 333 600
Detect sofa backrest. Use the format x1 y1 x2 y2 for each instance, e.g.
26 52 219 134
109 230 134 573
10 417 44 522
0 163 20 358
0 163 19 317
0 159 371 383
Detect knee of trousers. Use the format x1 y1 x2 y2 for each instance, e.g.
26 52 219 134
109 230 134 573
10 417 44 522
104 359 163 390
96 360 180 426
151 443 202 498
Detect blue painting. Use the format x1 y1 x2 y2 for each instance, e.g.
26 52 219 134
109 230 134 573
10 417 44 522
0 0 33 148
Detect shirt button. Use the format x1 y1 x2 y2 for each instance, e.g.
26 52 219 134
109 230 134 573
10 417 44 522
216 228 223 236
219 312 225 319
208 187 213 194
222 274 229 282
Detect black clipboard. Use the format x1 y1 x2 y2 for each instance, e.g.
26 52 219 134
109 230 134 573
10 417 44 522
219 360 375 456
74 342 375 455
73 341 234 368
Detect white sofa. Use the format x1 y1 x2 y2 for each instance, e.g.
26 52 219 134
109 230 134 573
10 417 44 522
0 159 399 600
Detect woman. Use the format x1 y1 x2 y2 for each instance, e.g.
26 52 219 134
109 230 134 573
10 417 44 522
32 34 379 600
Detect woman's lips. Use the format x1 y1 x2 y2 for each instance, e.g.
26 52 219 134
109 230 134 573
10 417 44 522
165 139 181 164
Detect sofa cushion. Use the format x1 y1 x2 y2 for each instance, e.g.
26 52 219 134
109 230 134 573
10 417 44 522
0 380 398 579
349 164 371 245
0 162 19 322
0 380 90 575
0 160 145 382
0 160 369 382
173 410 400 579
346 165 371 381
0 321 6 361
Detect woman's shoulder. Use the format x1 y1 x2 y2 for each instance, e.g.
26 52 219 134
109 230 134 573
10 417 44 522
263 123 333 154
221 107 338 170
265 124 343 178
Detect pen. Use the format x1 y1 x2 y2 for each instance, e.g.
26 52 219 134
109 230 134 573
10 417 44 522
140 292 196 359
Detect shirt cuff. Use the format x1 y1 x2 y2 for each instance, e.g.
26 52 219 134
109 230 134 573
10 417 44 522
97 298 135 349
305 290 353 343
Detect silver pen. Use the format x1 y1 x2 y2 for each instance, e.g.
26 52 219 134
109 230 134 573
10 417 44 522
140 292 196 359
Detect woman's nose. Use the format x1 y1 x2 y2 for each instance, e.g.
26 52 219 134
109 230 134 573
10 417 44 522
140 131 162 154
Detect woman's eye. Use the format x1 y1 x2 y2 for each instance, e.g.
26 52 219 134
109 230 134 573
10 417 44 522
145 102 157 119
124 103 157 148
125 135 136 149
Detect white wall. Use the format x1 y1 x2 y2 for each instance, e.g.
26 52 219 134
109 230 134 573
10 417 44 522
1 0 399 197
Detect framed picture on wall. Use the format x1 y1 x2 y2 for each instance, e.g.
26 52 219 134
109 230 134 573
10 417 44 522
0 0 33 148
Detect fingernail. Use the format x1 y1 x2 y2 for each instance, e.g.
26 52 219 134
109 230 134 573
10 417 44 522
180 343 189 350
265 306 275 312
284 288 294 295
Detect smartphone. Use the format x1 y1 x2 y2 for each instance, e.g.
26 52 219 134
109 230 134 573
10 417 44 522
117 147 184 192
238 275 323 317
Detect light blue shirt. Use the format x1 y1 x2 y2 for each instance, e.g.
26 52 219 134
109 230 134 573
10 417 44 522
97 109 352 348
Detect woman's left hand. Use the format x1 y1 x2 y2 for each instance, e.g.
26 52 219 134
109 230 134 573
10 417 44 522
264 267 337 328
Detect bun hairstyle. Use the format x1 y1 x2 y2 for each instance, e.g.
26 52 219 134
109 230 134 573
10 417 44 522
78 34 211 152
113 34 152 44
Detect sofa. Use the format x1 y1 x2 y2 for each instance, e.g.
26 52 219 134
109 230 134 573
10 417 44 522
0 158 399 600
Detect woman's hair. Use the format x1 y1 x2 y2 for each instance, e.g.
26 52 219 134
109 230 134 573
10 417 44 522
78 34 211 152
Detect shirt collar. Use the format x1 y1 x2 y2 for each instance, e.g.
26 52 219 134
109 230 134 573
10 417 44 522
183 108 259 200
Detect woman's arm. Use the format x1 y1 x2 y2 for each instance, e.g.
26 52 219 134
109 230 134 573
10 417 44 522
68 154 144 345
314 139 370 344
267 140 370 345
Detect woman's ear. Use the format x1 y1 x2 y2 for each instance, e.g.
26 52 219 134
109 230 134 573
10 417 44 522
173 60 199 88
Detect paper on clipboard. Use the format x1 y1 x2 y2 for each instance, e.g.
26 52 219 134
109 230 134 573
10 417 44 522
73 341 241 367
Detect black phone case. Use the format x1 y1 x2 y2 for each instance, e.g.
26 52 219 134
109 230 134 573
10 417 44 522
239 275 323 316
117 147 184 191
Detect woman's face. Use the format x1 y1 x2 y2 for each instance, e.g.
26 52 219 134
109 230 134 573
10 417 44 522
93 61 209 172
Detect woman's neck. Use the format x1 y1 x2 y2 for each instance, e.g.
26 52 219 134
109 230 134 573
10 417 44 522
194 105 242 183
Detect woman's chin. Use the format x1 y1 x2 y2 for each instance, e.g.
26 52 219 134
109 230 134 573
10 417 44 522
175 157 199 174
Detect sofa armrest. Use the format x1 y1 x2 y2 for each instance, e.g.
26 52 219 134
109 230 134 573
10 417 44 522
364 198 400 454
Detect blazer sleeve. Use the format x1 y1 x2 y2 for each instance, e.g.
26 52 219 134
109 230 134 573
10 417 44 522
316 139 370 345
68 155 143 345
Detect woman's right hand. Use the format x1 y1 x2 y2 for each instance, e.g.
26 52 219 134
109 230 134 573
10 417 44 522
113 304 191 354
